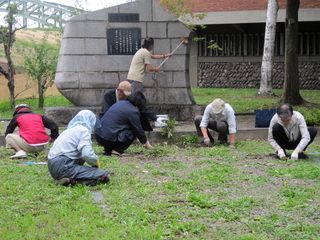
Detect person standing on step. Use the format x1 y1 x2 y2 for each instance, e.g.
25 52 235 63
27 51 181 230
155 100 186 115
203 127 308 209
194 98 237 148
5 104 59 159
47 110 109 186
127 37 171 93
268 103 317 160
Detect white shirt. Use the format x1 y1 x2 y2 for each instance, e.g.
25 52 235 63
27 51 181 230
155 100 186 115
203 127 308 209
200 103 237 134
268 111 310 152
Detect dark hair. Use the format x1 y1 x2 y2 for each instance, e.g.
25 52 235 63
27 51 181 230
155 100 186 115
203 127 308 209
128 91 147 109
276 103 293 118
142 37 154 50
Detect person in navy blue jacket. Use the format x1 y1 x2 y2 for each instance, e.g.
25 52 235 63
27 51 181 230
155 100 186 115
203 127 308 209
95 92 152 156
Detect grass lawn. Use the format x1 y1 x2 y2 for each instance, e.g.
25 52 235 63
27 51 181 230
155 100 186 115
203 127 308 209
1 138 320 239
1 88 320 121
192 88 320 113
0 95 72 119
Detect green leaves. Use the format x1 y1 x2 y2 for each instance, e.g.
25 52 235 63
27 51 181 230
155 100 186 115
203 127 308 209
23 35 58 108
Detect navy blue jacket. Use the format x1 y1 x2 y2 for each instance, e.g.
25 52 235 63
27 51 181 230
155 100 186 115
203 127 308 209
96 100 147 144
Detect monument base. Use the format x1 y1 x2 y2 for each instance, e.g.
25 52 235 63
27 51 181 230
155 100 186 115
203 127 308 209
45 105 205 126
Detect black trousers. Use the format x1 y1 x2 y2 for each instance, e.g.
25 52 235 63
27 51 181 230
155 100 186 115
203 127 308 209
272 123 317 151
95 134 133 155
194 115 229 143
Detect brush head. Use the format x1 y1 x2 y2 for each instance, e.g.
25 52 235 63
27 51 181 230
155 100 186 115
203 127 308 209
180 37 189 45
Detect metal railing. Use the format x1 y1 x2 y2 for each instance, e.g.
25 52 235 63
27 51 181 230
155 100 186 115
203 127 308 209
0 0 84 28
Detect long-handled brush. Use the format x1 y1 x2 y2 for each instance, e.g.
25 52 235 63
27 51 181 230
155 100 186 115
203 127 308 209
152 37 189 80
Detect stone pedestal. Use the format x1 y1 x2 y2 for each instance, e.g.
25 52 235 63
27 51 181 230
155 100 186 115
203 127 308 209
55 0 195 107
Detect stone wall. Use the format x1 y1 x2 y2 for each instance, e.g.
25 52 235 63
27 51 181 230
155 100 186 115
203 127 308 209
55 0 195 106
198 61 320 89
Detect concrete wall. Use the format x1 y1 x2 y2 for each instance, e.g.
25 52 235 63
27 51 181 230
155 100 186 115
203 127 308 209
55 0 195 106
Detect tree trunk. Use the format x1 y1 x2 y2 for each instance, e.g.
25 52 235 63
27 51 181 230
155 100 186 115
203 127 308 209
7 73 15 109
5 46 16 109
38 81 44 109
258 0 278 96
282 0 303 104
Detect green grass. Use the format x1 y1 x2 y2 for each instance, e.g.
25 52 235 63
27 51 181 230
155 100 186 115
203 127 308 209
192 88 320 113
1 139 320 239
192 88 320 125
0 95 72 119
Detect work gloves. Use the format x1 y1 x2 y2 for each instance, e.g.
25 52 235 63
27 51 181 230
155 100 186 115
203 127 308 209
277 149 286 159
277 148 300 160
291 150 299 160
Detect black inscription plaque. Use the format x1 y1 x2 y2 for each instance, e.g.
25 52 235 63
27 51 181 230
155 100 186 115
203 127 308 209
107 28 141 55
108 13 139 22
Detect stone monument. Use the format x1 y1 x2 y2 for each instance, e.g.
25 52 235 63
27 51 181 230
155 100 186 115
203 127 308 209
51 0 197 123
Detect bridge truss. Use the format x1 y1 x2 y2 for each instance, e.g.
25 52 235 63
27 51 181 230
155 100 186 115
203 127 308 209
0 0 84 28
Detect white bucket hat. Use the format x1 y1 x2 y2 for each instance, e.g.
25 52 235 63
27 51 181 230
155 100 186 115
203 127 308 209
211 98 225 114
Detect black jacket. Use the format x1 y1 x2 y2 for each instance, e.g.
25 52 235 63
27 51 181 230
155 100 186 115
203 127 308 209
99 89 117 118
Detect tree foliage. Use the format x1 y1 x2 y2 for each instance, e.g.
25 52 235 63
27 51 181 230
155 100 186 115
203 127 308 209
23 36 58 109
160 0 206 31
0 4 23 109
158 0 222 52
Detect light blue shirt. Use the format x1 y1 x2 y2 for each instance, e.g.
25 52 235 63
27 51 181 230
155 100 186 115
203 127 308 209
200 103 237 134
48 110 99 166
48 125 98 166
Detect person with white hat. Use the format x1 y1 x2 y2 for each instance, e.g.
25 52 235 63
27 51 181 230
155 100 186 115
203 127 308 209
194 98 237 148
5 104 59 158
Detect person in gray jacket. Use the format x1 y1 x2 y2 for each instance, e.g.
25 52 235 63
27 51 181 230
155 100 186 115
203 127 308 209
268 103 317 160
194 98 236 147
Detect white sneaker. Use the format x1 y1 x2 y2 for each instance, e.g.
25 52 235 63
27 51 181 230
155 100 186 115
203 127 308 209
10 150 27 159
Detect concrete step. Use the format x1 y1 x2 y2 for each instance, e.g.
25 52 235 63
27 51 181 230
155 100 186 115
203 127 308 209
147 121 268 143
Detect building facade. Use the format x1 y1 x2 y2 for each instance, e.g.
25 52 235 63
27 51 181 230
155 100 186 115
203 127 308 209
187 0 320 89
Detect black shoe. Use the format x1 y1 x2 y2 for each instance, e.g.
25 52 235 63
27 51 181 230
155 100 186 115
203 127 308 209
298 152 309 159
98 174 110 184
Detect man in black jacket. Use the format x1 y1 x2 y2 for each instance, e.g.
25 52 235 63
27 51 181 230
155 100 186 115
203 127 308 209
95 93 152 156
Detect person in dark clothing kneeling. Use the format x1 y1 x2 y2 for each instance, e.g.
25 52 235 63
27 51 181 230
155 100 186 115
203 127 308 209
95 92 152 156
